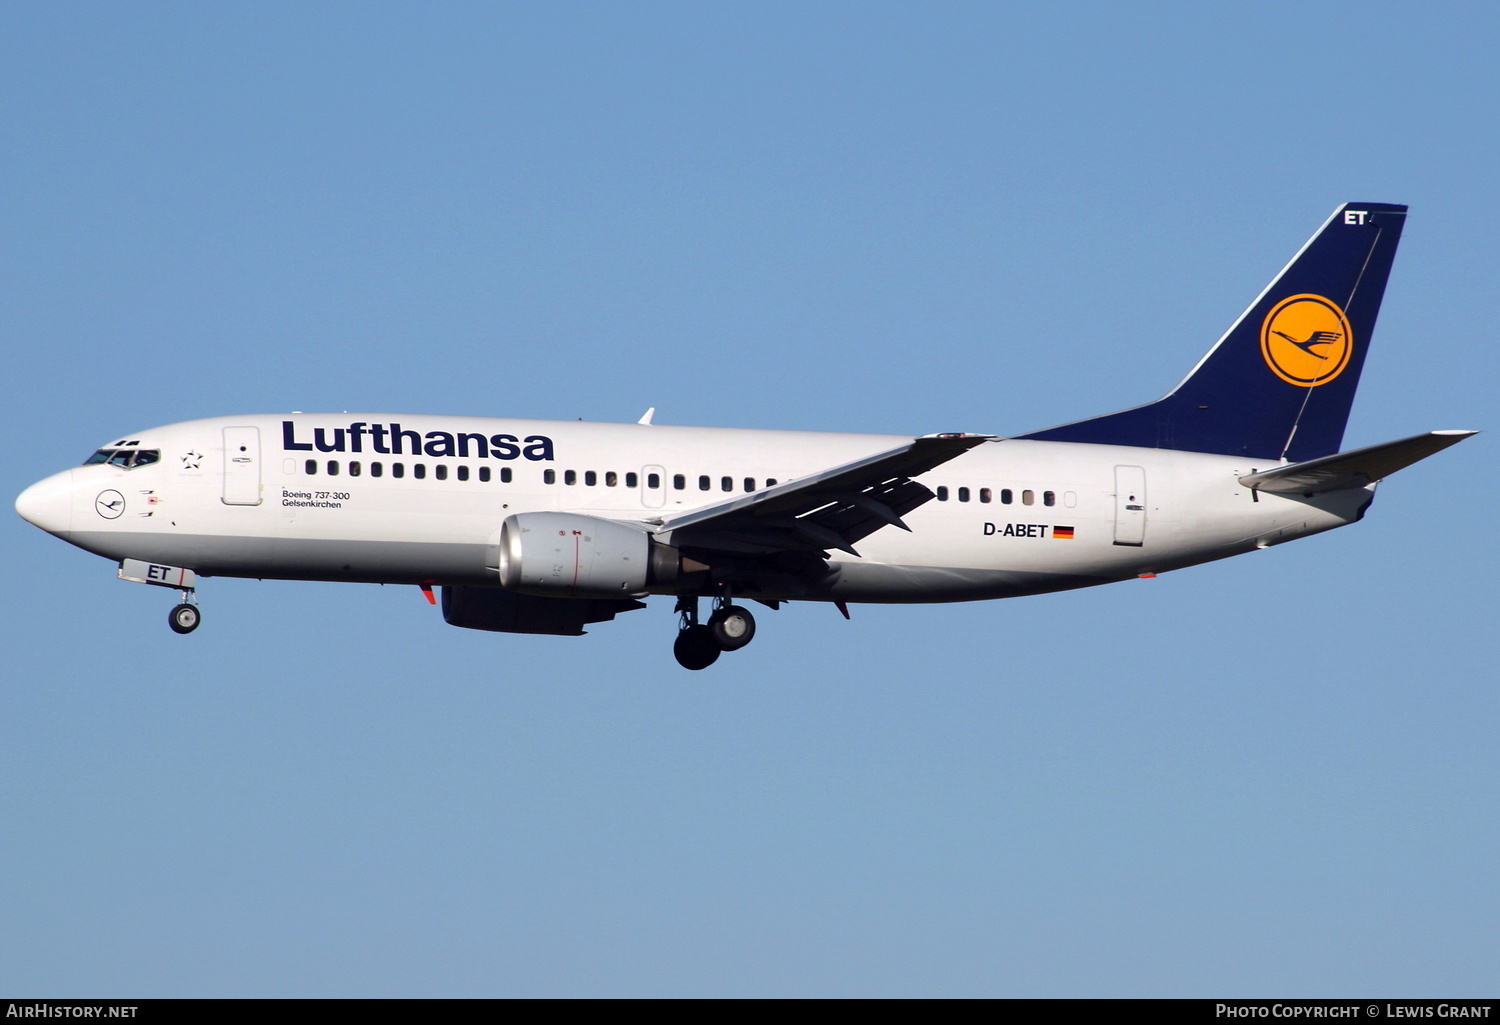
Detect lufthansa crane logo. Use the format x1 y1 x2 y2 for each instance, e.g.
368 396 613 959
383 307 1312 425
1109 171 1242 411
95 490 125 519
1260 293 1353 387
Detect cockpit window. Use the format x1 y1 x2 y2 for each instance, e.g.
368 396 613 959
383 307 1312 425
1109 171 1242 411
83 448 161 469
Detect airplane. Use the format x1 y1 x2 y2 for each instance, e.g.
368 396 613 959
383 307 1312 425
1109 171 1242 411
14 202 1476 669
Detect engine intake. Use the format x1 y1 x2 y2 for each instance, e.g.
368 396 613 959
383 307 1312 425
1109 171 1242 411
499 512 679 597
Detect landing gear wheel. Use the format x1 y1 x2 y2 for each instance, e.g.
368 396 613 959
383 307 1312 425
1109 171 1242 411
168 603 200 635
708 604 756 651
673 625 720 670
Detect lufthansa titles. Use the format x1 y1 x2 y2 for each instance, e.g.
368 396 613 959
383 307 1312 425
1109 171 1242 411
282 421 554 461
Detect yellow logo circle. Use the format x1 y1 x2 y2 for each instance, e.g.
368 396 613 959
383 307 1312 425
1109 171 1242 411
1260 294 1353 387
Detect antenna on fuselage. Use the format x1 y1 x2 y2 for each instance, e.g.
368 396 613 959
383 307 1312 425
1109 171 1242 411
638 407 656 425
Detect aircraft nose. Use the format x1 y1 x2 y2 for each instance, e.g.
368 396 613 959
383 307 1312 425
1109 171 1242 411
16 470 74 535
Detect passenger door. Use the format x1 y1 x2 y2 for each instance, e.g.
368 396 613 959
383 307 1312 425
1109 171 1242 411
1113 464 1146 546
222 427 262 506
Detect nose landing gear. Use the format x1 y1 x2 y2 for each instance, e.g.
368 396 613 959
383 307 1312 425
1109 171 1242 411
170 597 202 630
116 561 202 634
672 594 758 670
168 596 201 634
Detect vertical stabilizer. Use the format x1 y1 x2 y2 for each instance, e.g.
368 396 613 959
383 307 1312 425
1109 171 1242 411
1020 203 1408 460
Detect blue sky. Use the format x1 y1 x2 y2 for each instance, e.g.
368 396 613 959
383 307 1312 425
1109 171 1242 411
2 2 1496 997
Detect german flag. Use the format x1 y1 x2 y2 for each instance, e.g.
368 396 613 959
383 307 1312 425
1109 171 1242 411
1052 525 1075 539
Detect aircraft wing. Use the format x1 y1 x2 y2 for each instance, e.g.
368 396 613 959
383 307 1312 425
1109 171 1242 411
653 433 996 556
1239 430 1477 495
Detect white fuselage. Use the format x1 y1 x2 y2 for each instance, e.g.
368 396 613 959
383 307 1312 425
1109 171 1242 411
18 413 1374 604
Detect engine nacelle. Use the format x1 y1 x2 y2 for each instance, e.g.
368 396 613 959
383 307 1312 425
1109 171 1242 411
441 585 645 636
499 512 678 597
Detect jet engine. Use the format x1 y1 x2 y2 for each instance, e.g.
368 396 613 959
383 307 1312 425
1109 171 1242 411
498 512 681 597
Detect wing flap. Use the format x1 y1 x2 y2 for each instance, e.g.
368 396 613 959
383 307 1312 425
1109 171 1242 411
1239 430 1476 495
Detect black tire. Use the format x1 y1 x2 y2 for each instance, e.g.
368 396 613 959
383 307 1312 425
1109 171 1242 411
673 625 720 670
708 605 756 651
168 603 200 634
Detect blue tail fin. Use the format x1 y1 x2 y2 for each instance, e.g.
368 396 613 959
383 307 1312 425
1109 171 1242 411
1020 203 1408 461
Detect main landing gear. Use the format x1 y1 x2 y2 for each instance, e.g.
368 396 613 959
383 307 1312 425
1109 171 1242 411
168 591 201 634
672 594 758 670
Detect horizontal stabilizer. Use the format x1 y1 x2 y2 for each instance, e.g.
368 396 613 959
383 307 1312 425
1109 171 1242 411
1239 430 1476 495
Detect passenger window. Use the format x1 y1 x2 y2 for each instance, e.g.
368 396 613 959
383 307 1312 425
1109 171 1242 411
630 472 642 488
543 469 555 484
721 476 733 492
305 459 317 475
1043 490 1055 507
478 466 490 482
698 475 710 491
673 474 685 490
744 478 755 492
564 470 576 485
327 461 339 476
457 466 469 481
958 487 970 502
1022 489 1034 505
500 467 512 483
585 471 597 486
435 465 447 481
766 478 778 487
936 486 949 501
414 464 426 479
371 462 383 478
349 461 361 477
1001 488 1013 504
605 471 617 487
393 463 405 479
980 488 991 503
